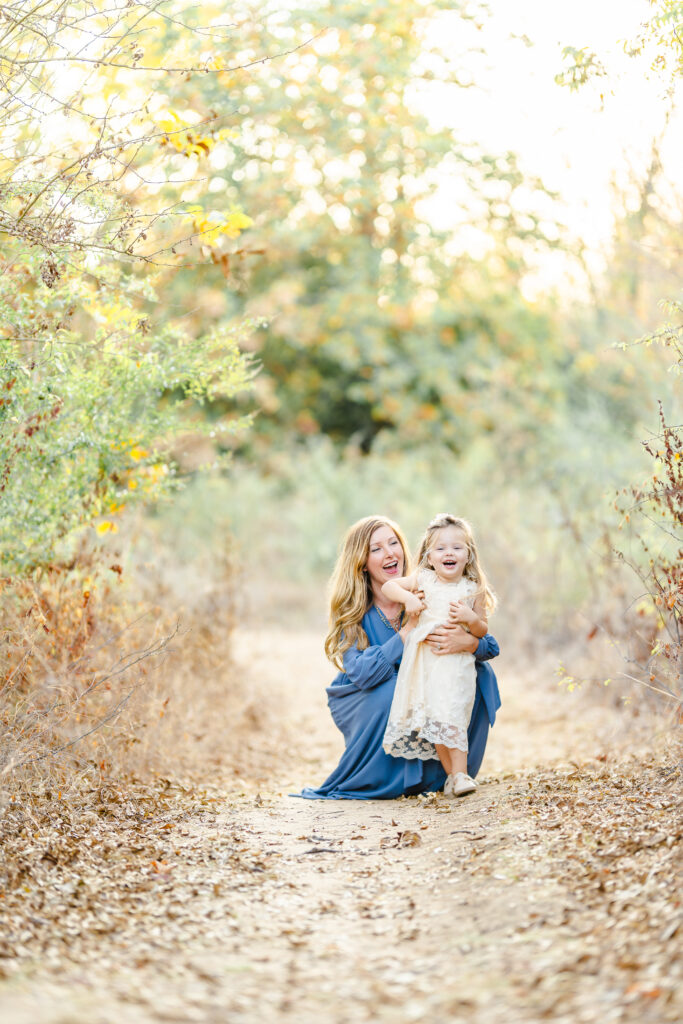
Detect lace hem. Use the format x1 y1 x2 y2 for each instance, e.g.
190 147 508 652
383 719 469 760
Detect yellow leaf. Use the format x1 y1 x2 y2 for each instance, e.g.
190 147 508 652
186 206 252 247
156 108 183 133
96 521 118 535
222 210 253 238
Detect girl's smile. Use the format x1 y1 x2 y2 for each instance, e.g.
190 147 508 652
428 526 469 581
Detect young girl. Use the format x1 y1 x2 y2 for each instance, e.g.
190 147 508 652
382 513 496 797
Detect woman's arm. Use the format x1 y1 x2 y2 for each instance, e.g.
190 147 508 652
474 633 499 661
342 632 406 690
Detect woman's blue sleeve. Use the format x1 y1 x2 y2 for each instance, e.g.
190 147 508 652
475 633 499 662
342 632 404 691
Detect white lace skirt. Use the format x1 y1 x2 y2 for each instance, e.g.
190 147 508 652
383 628 476 760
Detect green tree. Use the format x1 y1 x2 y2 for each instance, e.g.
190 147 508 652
157 0 575 452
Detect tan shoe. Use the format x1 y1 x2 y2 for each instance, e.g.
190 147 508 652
443 774 455 797
451 772 476 797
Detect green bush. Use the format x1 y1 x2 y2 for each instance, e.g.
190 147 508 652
0 253 253 574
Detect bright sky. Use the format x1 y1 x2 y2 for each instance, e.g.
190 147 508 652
417 0 683 289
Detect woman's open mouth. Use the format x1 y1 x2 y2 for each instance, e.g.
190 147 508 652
383 560 399 574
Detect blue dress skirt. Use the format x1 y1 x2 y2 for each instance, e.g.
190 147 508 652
299 606 501 800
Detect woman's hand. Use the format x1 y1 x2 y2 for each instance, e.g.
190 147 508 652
423 624 479 656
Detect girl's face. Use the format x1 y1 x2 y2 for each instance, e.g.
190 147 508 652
427 525 469 581
365 525 405 592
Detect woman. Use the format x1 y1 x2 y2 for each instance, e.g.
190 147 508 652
300 515 500 800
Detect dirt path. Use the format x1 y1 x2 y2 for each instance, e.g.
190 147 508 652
1 628 680 1023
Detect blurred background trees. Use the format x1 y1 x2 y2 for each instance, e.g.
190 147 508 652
150 0 654 460
554 0 681 709
152 0 577 452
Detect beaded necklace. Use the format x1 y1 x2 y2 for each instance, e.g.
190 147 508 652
375 605 404 632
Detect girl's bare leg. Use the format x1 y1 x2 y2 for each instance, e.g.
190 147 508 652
435 743 453 775
450 747 467 776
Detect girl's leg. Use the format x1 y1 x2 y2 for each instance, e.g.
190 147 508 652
435 743 453 775
448 745 476 796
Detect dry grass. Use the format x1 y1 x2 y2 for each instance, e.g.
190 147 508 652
0 535 278 826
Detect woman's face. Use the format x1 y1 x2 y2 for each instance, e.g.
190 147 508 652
364 524 405 593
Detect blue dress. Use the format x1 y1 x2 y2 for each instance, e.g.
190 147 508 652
299 606 501 800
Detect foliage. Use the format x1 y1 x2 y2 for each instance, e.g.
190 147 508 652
613 392 682 710
0 0 257 265
556 1 683 90
555 4 682 712
555 46 608 92
0 250 254 574
628 1 683 80
0 3 264 574
147 0 604 452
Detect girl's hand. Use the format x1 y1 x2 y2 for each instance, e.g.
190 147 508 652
448 601 477 626
404 592 424 615
424 625 478 656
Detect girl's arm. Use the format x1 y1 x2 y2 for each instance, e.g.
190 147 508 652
381 571 423 614
449 593 488 638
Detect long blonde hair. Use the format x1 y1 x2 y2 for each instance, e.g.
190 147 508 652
417 513 497 614
324 515 410 669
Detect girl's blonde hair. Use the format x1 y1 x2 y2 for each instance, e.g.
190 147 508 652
324 515 411 669
417 513 497 614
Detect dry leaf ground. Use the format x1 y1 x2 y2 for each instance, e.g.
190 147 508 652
1 627 680 1023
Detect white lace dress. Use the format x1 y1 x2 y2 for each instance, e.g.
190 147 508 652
383 569 477 760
